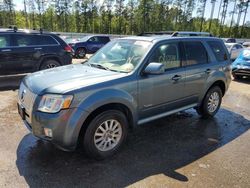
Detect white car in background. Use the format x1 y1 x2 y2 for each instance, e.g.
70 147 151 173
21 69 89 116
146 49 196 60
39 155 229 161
243 42 250 49
225 43 244 60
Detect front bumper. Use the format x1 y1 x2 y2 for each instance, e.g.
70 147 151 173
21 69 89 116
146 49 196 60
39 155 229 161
232 68 250 77
18 104 90 151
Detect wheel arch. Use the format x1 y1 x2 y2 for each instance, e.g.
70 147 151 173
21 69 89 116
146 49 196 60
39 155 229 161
77 102 135 146
39 55 62 70
207 80 226 96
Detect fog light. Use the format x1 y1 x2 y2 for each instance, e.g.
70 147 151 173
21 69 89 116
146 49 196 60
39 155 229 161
44 128 53 138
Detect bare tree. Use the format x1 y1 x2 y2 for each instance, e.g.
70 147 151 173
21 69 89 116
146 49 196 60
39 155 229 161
209 0 216 32
228 0 238 36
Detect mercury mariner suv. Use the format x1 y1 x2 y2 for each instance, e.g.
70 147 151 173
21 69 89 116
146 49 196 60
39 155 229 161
17 36 231 159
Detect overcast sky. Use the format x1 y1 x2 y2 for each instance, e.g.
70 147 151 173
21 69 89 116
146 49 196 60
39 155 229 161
13 0 250 25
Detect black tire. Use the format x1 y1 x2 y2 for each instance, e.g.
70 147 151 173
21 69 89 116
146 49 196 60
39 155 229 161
40 59 61 70
196 86 222 118
83 110 128 160
76 48 86 59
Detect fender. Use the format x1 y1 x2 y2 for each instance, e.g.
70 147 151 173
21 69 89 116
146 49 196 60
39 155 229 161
78 88 138 123
199 70 227 105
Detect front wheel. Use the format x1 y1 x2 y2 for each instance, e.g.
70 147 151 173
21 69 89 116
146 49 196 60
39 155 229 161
83 110 128 160
196 86 222 118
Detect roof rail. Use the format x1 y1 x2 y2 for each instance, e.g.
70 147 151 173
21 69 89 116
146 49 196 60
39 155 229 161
8 25 18 32
39 28 43 34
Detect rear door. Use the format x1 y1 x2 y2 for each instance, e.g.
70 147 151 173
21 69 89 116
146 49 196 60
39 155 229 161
138 41 186 120
182 40 212 104
0 34 13 75
12 34 40 73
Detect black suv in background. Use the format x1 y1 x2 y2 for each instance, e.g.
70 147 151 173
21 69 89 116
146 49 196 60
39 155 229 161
0 28 72 75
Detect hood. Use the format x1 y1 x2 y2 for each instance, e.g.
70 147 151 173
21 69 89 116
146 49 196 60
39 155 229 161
232 49 250 67
24 64 127 95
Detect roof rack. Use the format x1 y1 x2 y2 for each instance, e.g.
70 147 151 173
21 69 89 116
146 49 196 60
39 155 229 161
8 25 18 32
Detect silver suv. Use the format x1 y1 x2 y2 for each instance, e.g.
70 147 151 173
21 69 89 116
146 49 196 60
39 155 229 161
17 36 231 159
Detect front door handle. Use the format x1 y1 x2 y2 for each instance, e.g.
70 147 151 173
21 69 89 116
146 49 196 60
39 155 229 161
172 75 182 81
1 49 11 52
205 69 211 74
34 47 42 50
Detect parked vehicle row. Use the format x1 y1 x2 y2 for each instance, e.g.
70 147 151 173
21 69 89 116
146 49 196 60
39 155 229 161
17 36 231 159
0 28 73 75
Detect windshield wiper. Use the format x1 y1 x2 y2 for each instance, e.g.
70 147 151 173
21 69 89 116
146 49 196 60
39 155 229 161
88 63 111 71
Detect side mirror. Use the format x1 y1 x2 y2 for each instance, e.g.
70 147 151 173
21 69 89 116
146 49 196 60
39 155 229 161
143 62 165 75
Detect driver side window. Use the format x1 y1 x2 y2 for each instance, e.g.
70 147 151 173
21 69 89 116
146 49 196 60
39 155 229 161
148 42 181 71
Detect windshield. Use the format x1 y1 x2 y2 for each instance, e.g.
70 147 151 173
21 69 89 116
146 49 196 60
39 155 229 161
87 39 152 73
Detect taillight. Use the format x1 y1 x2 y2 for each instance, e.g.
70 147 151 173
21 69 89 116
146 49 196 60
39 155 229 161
64 45 72 53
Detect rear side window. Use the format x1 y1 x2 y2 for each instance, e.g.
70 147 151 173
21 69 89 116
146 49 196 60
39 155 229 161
39 35 58 45
207 41 228 62
183 41 208 66
99 37 110 43
14 34 38 46
0 34 11 48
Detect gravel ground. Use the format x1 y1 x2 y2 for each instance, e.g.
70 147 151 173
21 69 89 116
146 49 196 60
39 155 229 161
0 73 249 188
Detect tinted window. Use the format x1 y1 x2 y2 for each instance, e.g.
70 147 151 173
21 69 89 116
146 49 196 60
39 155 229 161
183 41 208 66
14 34 39 46
207 41 228 62
39 35 58 45
88 37 98 42
236 44 243 49
149 42 181 70
99 37 110 43
0 34 11 48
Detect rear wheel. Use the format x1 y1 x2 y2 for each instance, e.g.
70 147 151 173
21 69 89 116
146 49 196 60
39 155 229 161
76 48 86 59
83 110 128 160
196 86 222 118
40 59 61 70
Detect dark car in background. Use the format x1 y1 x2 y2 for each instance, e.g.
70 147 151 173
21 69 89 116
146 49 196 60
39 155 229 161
0 28 72 75
232 49 250 79
68 35 110 58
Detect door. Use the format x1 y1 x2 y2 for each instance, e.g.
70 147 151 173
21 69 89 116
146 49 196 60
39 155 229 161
12 34 40 73
182 41 211 104
138 41 186 119
0 34 13 75
87 36 102 53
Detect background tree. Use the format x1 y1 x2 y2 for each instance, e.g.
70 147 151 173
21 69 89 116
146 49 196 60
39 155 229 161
0 0 250 38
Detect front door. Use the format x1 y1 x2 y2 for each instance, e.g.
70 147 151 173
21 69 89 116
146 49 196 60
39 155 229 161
0 34 15 75
138 41 186 120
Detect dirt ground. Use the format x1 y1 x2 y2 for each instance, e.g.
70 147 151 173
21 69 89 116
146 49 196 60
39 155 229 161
0 73 249 188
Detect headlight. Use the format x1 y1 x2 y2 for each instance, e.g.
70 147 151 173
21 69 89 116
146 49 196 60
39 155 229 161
38 94 73 113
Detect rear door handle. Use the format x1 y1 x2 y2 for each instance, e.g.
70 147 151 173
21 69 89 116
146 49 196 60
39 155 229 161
205 69 211 74
172 75 182 81
1 49 11 52
34 47 42 50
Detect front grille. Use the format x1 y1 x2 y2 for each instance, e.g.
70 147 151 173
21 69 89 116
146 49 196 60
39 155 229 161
18 83 37 112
